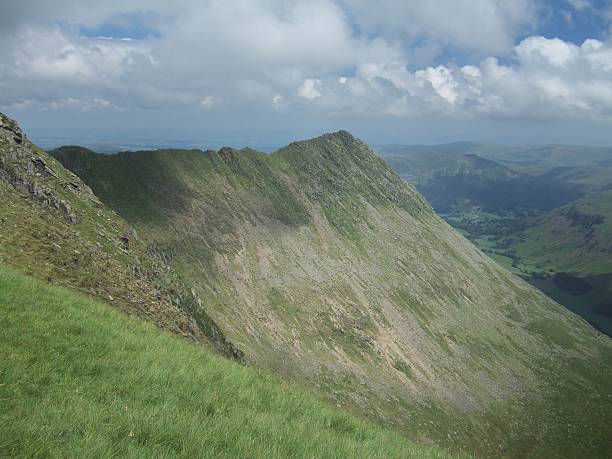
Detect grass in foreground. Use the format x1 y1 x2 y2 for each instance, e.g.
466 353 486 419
0 264 455 458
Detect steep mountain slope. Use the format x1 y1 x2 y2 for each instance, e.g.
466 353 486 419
0 112 238 358
499 190 612 335
1 264 454 459
380 150 582 212
540 165 612 192
54 134 612 457
511 190 612 276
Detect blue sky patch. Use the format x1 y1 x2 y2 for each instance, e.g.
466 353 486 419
79 12 166 40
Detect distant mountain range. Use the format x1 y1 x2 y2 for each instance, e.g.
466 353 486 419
378 142 612 175
378 147 583 212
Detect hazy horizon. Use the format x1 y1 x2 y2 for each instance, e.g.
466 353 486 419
25 124 612 154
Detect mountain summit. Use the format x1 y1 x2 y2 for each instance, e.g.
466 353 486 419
52 129 612 457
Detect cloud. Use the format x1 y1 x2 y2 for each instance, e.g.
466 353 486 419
3 97 113 112
338 0 538 56
0 0 403 111
200 96 215 109
331 36 612 120
271 94 285 110
13 27 150 83
1 1 612 124
564 0 592 11
298 79 323 100
0 24 152 107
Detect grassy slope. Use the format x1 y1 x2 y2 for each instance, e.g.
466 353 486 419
513 189 612 276
54 135 612 458
0 114 238 358
540 166 612 191
0 264 454 459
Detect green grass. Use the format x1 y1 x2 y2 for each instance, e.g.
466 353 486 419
514 189 612 276
0 264 454 459
473 237 496 250
528 274 612 336
485 252 521 275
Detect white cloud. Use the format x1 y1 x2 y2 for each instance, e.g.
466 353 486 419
0 1 403 110
415 67 460 104
200 96 215 109
515 36 578 67
1 1 612 124
296 36 612 121
271 94 285 110
338 0 538 56
565 0 592 11
298 79 323 100
12 27 149 83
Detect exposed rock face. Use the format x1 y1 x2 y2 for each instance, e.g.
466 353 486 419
0 112 23 144
0 113 79 224
0 112 242 361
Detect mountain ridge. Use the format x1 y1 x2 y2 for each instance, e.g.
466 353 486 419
0 112 241 359
52 129 612 457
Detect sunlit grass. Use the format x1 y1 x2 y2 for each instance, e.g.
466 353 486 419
0 264 456 458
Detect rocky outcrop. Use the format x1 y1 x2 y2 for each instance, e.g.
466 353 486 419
0 112 243 362
0 113 79 224
0 112 23 144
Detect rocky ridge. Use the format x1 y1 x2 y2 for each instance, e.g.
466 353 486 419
0 112 240 359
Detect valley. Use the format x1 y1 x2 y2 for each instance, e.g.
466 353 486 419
378 144 612 337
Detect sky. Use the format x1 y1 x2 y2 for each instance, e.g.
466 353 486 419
1 0 612 150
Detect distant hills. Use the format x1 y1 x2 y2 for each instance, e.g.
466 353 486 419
511 190 612 276
378 142 612 175
477 144 612 176
508 190 612 335
379 147 582 212
378 142 612 337
541 166 612 192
